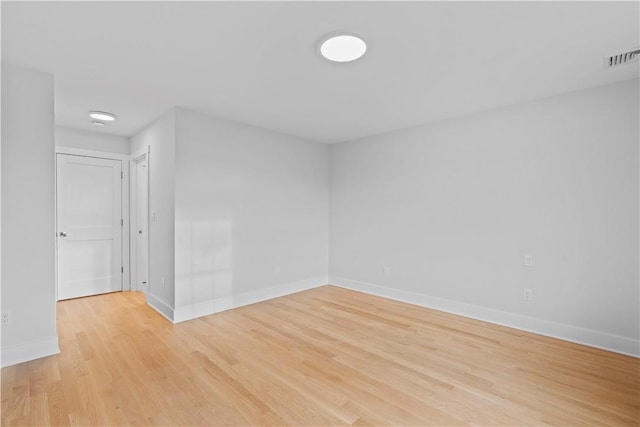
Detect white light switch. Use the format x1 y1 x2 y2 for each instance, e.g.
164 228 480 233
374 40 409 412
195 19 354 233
524 255 534 267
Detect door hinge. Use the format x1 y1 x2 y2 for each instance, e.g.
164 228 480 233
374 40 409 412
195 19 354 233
121 218 123 226
121 171 123 179
121 266 124 274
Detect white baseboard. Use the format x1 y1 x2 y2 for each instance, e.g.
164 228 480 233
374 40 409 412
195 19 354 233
173 275 328 323
0 336 60 368
146 293 175 323
329 276 639 358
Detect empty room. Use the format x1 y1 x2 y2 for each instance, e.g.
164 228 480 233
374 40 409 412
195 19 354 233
1 1 639 426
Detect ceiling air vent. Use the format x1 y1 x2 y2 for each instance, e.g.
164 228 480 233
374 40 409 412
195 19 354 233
604 47 640 69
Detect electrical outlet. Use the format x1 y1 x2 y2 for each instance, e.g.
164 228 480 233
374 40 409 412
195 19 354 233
524 255 534 267
2 312 9 325
383 266 391 277
523 288 533 301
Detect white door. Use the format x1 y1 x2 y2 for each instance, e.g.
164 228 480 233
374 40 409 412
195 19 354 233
56 154 123 300
132 155 149 291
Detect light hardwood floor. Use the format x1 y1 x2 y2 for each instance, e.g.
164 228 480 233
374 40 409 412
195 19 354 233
1 285 638 426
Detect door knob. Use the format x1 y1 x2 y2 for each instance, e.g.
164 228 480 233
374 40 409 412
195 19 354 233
59 231 72 237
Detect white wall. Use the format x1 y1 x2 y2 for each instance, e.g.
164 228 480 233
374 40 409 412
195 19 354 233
56 126 130 154
130 110 176 319
173 109 329 322
330 79 640 356
1 65 59 366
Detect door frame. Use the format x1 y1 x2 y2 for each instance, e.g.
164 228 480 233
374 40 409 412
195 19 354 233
55 146 131 297
129 147 150 293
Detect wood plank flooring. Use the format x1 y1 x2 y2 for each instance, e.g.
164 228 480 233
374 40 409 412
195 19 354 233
1 285 638 426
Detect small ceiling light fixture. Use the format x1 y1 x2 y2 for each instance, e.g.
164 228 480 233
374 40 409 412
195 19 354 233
320 34 367 63
92 121 105 127
89 111 116 121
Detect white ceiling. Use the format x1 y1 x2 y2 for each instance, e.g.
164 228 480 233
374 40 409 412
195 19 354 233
2 1 638 143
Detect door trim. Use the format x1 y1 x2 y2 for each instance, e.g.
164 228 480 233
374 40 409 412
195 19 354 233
130 147 150 293
56 146 131 161
55 146 130 296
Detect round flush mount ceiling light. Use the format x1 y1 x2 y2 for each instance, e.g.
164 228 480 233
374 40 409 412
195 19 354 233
320 34 367 63
89 111 116 121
